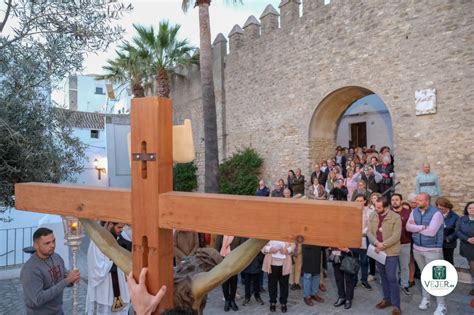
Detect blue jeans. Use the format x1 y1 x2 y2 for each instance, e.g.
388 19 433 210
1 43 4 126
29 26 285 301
377 256 400 309
302 273 320 298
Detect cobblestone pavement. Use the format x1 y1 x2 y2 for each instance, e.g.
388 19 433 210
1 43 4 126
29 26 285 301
2 269 472 315
0 277 87 315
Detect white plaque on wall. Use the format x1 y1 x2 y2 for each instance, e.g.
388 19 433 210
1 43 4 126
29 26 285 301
415 88 437 115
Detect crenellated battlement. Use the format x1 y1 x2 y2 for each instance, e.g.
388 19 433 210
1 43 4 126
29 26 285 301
223 0 340 55
260 4 279 35
243 15 260 42
228 24 244 52
279 0 301 27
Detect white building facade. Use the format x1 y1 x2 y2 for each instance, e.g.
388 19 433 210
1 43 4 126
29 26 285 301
62 74 132 114
59 110 131 188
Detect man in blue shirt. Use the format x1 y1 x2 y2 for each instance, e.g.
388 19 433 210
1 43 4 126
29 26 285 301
415 163 442 206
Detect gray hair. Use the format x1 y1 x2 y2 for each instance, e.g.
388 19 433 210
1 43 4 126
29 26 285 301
407 192 417 202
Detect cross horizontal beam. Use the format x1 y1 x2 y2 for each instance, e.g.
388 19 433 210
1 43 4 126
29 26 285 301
15 184 362 248
159 192 362 248
15 183 132 224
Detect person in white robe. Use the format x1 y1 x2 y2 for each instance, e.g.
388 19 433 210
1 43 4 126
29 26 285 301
86 222 130 315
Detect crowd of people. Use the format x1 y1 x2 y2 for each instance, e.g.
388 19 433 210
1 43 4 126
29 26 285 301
206 145 471 315
17 145 474 315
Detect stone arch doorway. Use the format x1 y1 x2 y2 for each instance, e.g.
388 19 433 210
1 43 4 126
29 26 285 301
308 86 394 165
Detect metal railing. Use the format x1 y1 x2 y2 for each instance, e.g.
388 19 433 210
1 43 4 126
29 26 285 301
0 226 37 268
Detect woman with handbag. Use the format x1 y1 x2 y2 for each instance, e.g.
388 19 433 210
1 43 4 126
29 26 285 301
330 247 359 310
367 196 402 315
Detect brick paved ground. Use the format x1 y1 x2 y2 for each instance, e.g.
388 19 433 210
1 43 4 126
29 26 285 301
2 268 472 315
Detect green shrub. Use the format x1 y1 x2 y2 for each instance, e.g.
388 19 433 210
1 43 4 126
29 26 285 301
173 161 198 192
219 148 264 195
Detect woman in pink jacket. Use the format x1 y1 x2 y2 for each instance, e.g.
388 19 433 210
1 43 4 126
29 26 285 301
262 241 295 313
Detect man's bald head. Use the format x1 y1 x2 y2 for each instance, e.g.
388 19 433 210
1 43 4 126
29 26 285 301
423 163 431 174
416 192 431 209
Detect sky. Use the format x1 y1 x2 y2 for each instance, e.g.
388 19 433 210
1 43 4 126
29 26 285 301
83 0 281 74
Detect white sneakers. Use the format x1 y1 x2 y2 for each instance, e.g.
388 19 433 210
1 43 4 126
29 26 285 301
418 298 447 315
418 297 431 310
433 304 447 315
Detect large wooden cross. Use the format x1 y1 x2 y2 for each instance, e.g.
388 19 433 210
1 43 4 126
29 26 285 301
15 97 361 313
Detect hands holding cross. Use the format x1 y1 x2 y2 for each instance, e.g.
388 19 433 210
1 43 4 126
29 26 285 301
128 268 167 315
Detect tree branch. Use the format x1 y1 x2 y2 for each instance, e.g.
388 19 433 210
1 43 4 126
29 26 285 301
0 0 13 33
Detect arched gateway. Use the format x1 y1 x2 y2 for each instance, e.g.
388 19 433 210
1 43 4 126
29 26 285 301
310 86 371 163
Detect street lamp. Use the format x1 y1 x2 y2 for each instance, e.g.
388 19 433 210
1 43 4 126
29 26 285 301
93 158 106 180
62 216 85 315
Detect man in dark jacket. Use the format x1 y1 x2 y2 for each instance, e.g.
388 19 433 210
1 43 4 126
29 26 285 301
301 245 325 306
291 168 305 195
376 155 394 198
311 163 327 188
330 179 348 201
351 181 372 202
354 166 382 194
271 181 284 197
256 179 270 197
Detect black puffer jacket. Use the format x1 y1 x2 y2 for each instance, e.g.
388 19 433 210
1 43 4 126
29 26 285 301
301 245 322 275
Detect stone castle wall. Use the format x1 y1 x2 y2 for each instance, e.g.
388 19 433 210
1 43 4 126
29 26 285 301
170 0 474 210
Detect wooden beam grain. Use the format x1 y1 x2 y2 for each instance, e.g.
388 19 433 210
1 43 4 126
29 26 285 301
130 97 174 312
159 192 363 248
15 183 132 224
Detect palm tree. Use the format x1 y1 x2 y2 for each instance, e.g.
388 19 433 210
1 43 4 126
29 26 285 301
97 43 151 98
181 0 242 193
132 21 196 98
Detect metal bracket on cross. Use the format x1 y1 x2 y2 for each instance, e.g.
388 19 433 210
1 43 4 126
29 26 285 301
127 118 195 167
131 153 157 161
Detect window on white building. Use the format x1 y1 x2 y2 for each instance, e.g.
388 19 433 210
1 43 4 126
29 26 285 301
95 87 105 95
90 130 99 139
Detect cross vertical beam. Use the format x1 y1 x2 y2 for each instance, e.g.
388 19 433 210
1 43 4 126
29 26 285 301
131 97 174 312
